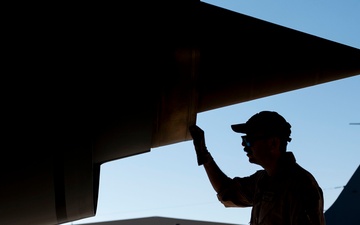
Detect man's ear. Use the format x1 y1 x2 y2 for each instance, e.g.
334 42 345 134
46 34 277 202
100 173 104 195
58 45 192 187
268 137 281 150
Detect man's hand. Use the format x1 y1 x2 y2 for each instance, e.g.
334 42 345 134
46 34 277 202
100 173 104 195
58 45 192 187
189 125 212 165
189 125 206 152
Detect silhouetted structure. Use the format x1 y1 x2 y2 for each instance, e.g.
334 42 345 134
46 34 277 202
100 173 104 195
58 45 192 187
81 216 242 225
324 165 360 225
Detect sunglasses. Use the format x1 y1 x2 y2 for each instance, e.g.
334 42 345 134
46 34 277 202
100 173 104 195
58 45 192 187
241 135 269 147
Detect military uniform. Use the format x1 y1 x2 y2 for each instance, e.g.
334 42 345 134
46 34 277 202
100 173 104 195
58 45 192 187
217 152 325 225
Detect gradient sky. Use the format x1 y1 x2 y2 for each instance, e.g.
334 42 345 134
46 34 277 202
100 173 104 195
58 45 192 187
63 1 360 224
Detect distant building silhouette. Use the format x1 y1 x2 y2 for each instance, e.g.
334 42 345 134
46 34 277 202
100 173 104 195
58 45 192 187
80 216 243 225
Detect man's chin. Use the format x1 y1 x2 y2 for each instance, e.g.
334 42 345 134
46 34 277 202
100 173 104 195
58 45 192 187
247 156 255 163
247 155 257 164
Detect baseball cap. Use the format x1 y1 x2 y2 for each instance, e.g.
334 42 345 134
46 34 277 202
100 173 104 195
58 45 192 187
231 111 292 142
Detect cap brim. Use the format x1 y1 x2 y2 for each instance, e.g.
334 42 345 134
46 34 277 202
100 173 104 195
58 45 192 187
231 123 247 133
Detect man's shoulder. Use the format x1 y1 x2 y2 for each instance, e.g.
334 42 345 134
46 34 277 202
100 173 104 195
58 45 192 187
290 163 321 188
283 152 318 183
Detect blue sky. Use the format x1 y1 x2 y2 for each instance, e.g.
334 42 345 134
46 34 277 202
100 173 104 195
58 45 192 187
63 1 359 224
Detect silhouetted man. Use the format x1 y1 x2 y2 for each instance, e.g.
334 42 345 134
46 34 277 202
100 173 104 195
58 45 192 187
189 111 325 225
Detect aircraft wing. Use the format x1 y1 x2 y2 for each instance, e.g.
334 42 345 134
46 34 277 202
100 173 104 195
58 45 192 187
2 1 360 224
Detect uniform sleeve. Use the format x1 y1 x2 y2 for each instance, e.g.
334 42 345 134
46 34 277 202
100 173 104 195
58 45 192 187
216 171 263 208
